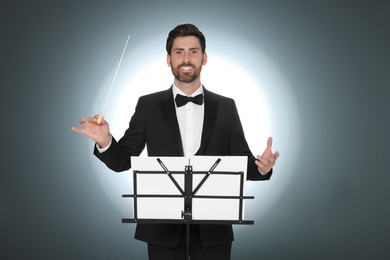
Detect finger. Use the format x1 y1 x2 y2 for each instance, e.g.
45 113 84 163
266 137 273 151
71 126 84 134
97 113 104 125
257 154 273 166
259 152 278 167
79 117 86 125
257 155 268 166
87 116 97 123
274 151 280 160
255 159 270 174
254 159 262 168
255 159 264 168
255 157 268 166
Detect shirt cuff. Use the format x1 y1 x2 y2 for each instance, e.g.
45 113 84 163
96 137 112 153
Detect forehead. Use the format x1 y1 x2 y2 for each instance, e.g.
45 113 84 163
172 36 202 50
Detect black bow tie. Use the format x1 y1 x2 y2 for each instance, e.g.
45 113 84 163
175 94 204 107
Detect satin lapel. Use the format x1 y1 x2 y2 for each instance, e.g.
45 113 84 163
159 87 184 155
196 88 218 155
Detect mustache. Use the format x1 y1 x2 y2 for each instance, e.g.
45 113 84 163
177 63 195 69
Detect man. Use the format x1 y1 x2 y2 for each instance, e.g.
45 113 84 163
72 23 279 260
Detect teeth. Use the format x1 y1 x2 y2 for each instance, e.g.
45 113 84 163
180 66 193 71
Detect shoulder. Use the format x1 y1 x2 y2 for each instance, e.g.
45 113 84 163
140 88 172 99
204 88 235 105
138 88 172 103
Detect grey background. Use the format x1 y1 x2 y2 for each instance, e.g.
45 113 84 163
1 1 389 259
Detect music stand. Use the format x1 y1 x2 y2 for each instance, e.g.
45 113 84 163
122 156 254 260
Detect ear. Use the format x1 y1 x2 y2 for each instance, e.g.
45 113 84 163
166 54 171 67
202 52 208 65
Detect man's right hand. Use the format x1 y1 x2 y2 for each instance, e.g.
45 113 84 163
72 114 112 148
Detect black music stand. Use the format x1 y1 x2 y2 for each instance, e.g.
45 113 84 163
122 156 254 260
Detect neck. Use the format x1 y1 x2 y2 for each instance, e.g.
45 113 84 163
174 78 202 96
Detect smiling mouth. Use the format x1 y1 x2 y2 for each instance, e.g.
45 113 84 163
179 65 194 72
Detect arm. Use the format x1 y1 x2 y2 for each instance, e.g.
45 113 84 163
72 97 147 172
229 101 279 180
94 97 147 172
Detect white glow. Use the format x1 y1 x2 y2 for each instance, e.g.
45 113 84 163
91 32 300 220
203 53 273 153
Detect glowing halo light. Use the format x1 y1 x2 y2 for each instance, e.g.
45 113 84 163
91 32 300 222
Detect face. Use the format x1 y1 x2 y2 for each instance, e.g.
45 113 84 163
167 36 207 84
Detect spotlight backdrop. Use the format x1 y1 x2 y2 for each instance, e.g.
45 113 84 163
1 1 389 259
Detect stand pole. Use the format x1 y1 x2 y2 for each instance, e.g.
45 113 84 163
184 162 193 260
184 211 191 260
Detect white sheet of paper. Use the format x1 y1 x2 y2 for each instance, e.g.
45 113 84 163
131 156 247 221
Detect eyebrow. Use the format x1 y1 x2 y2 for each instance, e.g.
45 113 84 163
173 47 201 51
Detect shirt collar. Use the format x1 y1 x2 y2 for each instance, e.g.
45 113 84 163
173 84 204 98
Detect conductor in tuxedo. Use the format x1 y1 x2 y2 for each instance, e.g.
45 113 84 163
72 23 279 260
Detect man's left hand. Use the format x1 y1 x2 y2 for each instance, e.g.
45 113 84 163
255 137 280 174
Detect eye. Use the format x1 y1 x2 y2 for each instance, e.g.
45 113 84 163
175 50 183 55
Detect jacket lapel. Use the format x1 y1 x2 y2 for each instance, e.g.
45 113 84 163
159 87 184 155
196 87 218 155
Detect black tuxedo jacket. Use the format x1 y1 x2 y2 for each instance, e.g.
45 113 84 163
94 87 272 248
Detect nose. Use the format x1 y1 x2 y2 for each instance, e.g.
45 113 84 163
183 52 191 63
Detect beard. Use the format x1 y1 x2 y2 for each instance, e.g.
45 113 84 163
170 62 202 83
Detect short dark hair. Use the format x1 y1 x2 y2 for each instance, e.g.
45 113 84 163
166 24 206 55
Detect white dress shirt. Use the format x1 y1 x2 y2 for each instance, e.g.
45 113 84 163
172 84 204 157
